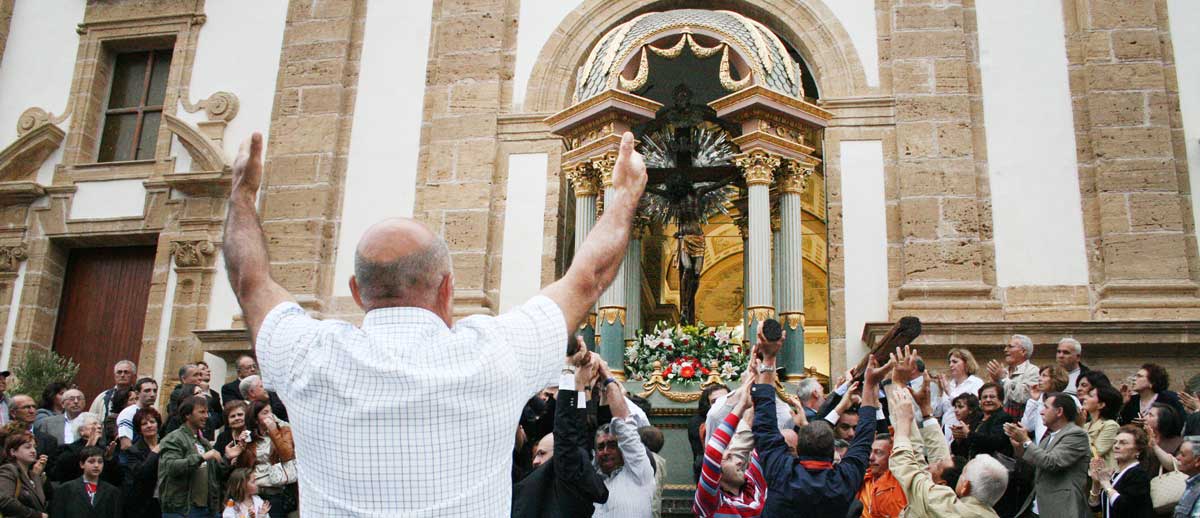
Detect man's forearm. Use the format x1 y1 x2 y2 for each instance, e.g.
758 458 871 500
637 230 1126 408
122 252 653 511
224 193 271 298
571 189 636 299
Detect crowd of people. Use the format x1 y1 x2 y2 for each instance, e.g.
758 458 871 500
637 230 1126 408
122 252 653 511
511 331 1200 518
0 354 293 518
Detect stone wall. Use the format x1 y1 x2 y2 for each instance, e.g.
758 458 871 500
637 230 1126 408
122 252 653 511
1062 0 1200 318
259 0 366 316
414 0 519 316
0 0 13 67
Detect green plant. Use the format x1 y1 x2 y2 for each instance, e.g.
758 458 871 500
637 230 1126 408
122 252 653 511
10 349 78 398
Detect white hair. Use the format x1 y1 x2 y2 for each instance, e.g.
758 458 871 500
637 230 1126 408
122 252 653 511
114 360 136 371
963 454 1008 506
796 378 822 403
1058 337 1081 355
1011 334 1034 358
72 412 101 438
239 375 261 398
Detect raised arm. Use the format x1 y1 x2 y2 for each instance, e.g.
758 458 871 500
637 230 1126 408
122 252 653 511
223 133 294 343
541 132 646 332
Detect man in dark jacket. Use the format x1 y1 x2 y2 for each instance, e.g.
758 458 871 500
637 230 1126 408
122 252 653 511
751 329 887 518
512 349 608 517
221 355 258 403
49 446 121 517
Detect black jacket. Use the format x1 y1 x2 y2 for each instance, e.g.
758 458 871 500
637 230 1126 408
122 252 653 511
119 440 160 518
51 439 122 487
512 389 608 517
1091 464 1153 518
221 379 244 404
49 477 121 518
951 411 1014 459
1119 390 1187 427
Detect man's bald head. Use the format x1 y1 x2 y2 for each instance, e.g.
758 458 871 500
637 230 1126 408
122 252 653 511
352 218 452 312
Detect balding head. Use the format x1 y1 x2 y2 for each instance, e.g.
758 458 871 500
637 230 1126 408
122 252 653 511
351 218 454 321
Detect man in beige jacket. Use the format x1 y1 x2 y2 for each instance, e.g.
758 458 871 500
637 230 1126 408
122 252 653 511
888 347 1008 518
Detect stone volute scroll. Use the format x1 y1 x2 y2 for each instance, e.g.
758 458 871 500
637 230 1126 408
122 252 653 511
169 240 216 268
0 244 29 272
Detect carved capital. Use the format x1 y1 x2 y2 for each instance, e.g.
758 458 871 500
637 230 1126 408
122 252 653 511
733 215 749 239
733 150 780 186
590 152 618 188
169 240 216 268
565 163 600 198
778 160 813 195
0 245 28 272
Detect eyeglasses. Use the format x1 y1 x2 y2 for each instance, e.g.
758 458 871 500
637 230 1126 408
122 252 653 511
63 396 83 402
595 440 619 451
15 405 35 410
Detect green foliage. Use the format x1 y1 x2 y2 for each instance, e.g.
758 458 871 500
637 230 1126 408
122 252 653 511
10 349 79 398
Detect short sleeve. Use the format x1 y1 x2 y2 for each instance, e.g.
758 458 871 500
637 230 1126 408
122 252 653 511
255 301 323 396
492 295 567 398
117 407 136 440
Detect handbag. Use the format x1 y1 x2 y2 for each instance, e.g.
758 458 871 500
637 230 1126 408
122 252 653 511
1152 465 1188 513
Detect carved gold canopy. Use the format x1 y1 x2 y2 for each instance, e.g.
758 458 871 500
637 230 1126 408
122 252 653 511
573 9 807 104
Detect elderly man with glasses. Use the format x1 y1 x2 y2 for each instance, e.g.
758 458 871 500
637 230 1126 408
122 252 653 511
33 388 87 447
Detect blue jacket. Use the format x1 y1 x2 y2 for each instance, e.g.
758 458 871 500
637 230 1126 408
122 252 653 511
751 384 876 518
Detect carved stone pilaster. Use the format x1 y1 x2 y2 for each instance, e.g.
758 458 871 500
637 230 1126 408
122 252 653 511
733 150 780 186
169 240 216 268
0 244 28 272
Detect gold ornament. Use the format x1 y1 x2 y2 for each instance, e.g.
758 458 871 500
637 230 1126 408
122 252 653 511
734 150 780 186
565 163 599 198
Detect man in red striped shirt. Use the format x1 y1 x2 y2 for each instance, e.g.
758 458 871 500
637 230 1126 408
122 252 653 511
694 380 768 518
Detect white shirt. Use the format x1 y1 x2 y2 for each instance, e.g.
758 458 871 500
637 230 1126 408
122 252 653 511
1067 367 1082 395
63 413 81 444
256 296 566 517
117 404 140 441
593 416 656 518
933 374 984 441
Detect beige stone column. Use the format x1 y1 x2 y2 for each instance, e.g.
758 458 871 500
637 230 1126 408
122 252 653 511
258 0 366 315
888 0 999 318
1061 0 1200 317
0 0 13 67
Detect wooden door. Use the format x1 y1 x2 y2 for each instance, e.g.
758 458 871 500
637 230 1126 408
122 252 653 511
52 246 156 399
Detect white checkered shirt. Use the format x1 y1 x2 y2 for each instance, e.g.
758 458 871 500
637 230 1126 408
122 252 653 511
256 295 567 517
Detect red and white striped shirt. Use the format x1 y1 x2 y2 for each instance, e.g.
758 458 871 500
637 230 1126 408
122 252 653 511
694 410 767 517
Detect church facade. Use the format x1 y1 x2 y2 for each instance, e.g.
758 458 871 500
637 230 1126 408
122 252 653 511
1 0 1199 430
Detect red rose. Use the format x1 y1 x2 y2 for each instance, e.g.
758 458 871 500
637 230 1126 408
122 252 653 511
700 367 710 375
680 365 695 379
663 365 672 376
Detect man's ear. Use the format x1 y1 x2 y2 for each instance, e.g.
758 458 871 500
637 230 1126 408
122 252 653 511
349 276 365 309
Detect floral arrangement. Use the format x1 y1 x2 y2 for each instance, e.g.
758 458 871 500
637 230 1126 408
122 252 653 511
626 323 749 382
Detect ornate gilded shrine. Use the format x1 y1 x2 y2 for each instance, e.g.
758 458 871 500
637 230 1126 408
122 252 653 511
546 10 833 400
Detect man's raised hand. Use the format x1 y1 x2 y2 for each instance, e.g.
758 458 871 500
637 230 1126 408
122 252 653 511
612 132 647 201
232 132 264 198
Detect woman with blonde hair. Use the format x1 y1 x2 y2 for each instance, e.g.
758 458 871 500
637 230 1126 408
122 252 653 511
933 348 984 439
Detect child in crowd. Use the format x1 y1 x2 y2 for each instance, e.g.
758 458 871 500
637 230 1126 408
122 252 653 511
49 446 120 517
223 468 271 518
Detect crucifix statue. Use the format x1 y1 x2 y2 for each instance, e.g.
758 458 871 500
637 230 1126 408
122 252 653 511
639 85 740 324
